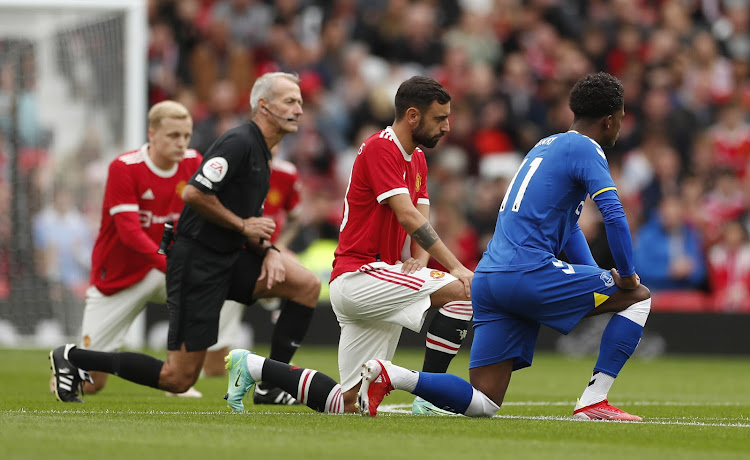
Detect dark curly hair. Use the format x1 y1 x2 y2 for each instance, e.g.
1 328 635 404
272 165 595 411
394 76 451 120
569 72 624 120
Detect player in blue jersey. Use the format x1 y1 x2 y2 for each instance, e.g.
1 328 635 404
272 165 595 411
357 72 652 421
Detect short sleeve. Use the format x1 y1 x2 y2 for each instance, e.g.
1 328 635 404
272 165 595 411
189 130 246 194
362 140 409 203
570 137 617 199
105 160 139 216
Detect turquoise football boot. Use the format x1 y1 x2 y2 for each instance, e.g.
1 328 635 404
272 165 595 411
412 396 460 416
223 349 256 412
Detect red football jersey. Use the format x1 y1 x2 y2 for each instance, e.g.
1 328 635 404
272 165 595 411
90 145 202 295
264 158 301 243
331 127 429 281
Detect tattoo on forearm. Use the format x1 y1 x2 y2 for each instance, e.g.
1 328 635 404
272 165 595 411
412 222 439 250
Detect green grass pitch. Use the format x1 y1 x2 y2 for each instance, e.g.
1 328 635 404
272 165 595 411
1 346 749 459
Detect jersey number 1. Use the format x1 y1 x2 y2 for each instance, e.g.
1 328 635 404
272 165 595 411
499 157 543 213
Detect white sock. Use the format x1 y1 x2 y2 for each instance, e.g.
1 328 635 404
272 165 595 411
245 354 265 382
386 363 419 392
579 372 615 406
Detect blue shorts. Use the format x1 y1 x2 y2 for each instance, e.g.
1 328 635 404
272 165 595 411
469 259 619 371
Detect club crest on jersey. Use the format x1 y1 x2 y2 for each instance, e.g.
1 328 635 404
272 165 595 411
600 271 615 287
202 157 228 182
267 188 281 206
176 180 187 197
416 173 422 192
430 270 445 279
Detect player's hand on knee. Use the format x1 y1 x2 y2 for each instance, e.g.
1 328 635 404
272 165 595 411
260 250 286 289
243 217 276 240
399 258 424 274
611 268 640 290
449 265 474 298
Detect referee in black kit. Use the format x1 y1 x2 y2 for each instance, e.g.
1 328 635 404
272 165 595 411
49 72 321 404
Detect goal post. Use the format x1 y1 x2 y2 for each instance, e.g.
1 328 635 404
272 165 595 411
0 0 147 154
0 0 147 346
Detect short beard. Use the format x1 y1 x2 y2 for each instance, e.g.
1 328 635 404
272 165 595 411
413 124 441 148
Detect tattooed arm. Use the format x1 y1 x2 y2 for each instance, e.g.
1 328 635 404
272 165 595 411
384 195 472 294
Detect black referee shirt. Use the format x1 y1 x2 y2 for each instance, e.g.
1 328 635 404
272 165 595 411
178 121 272 253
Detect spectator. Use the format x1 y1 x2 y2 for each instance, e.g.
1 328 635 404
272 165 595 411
33 183 92 334
633 194 706 291
190 79 243 154
210 0 273 49
703 168 746 246
640 141 682 220
148 20 180 105
707 101 750 177
189 11 253 104
442 8 502 68
707 219 750 312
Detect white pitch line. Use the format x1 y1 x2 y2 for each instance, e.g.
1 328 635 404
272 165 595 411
5 406 750 428
491 415 750 428
378 403 750 428
489 401 746 407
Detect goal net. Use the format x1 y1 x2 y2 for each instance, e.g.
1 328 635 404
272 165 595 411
0 0 146 347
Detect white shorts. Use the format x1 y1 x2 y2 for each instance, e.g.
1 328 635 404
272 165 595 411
80 268 167 352
329 262 457 391
80 268 244 352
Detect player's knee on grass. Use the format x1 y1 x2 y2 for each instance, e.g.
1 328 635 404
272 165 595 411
82 372 108 394
159 362 202 394
342 386 360 413
464 389 500 417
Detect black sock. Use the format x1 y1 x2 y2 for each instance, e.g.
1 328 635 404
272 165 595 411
262 300 313 382
69 348 163 389
260 301 313 391
422 312 469 373
262 359 340 413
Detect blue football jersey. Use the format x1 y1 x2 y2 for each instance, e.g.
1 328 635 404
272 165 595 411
477 131 617 272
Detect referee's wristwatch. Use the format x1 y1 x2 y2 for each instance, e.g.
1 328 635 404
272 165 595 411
263 244 281 257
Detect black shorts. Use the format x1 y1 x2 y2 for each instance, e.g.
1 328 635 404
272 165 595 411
166 238 263 351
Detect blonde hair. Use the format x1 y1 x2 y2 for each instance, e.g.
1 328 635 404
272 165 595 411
250 72 300 114
148 100 191 130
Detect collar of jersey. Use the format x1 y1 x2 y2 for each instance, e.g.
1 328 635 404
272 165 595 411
385 126 413 161
141 144 179 178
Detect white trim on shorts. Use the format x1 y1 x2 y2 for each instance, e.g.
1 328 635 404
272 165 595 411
329 262 457 391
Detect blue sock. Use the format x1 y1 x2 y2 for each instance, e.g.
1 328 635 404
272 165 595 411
413 372 474 414
594 314 643 377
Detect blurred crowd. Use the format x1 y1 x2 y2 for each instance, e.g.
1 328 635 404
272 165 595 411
4 0 750 326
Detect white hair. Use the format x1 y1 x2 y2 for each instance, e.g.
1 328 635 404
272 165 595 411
250 72 300 114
